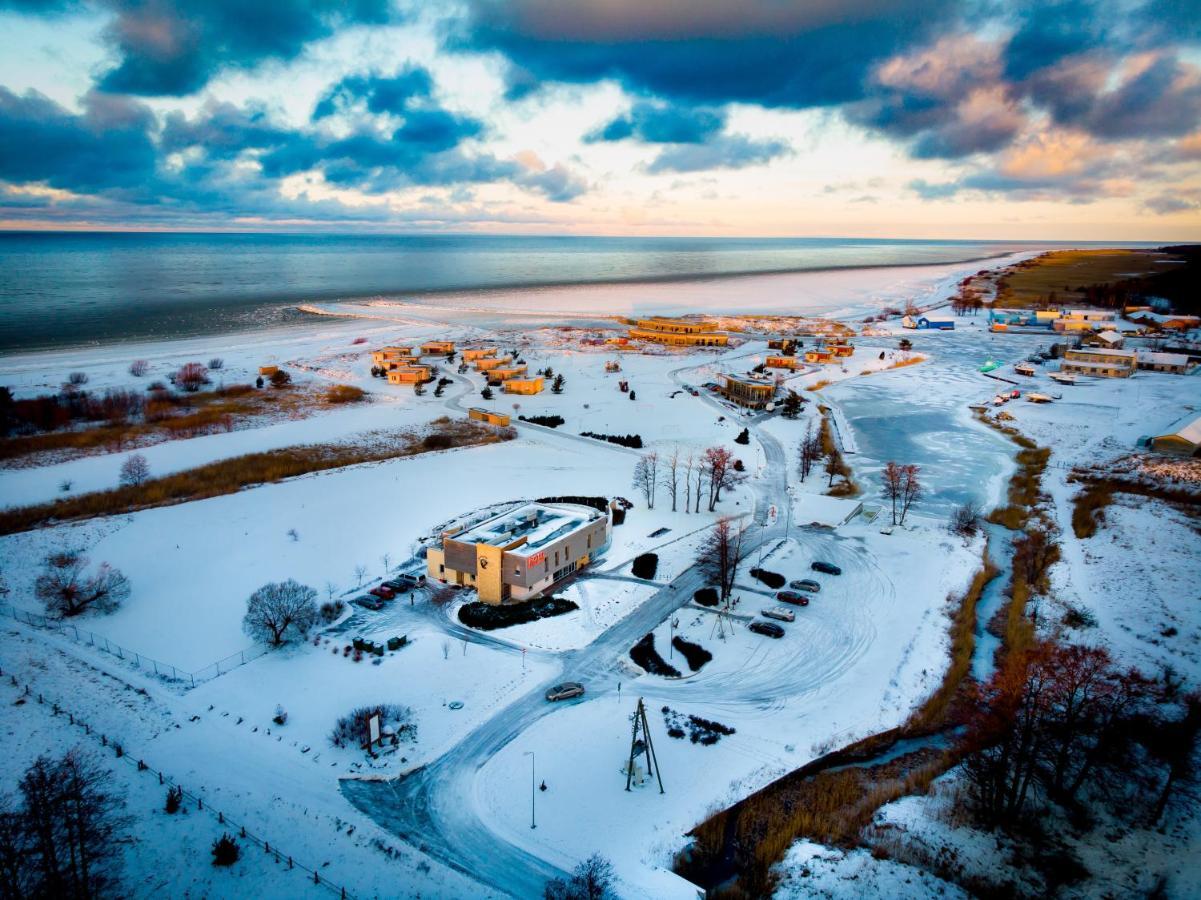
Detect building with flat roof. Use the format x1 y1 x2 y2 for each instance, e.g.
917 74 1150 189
766 355 801 369
629 317 729 347
387 364 433 384
721 373 776 409
503 376 544 395
476 355 513 372
468 408 510 426
489 364 528 381
805 348 834 364
1083 330 1125 349
427 502 610 603
1136 351 1192 374
1060 348 1137 378
372 347 418 369
421 341 455 355
462 347 498 361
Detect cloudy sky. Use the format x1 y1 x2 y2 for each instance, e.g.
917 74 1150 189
1 0 1199 239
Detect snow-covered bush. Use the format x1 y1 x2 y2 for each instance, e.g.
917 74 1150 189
329 704 415 749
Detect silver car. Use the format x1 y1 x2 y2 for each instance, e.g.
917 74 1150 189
790 579 822 593
545 682 585 702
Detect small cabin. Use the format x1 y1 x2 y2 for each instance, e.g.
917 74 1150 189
502 376 545 395
468 407 510 426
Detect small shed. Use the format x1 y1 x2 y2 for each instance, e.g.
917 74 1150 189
1150 412 1201 456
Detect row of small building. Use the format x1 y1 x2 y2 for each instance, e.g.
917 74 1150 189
990 307 1200 334
372 341 545 394
1058 347 1196 378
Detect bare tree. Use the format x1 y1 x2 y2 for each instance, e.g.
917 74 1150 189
128 359 148 377
696 516 749 602
118 453 150 487
632 451 659 509
381 552 392 575
35 552 130 618
899 464 922 525
242 579 319 645
172 362 209 392
683 452 695 514
692 453 706 513
881 462 921 525
661 447 681 512
702 446 742 511
544 853 615 900
882 461 904 525
798 422 820 482
354 564 368 588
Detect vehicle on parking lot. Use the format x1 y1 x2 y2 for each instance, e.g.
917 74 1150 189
776 590 810 606
383 579 409 592
353 595 384 611
789 579 821 593
762 607 796 623
545 682 585 702
749 620 785 638
389 572 424 588
811 561 842 575
369 585 395 600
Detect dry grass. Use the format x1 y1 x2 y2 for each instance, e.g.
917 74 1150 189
1 383 360 468
993 248 1172 308
1070 481 1115 538
818 413 858 497
808 379 832 391
0 419 512 535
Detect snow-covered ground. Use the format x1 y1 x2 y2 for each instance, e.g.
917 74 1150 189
3 252 1195 898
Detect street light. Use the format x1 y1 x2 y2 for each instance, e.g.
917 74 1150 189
524 751 536 829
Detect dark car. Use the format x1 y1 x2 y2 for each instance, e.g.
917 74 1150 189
369 585 396 600
383 579 410 592
545 682 585 702
749 620 785 638
789 579 821 593
811 561 842 576
776 591 810 607
353 595 384 611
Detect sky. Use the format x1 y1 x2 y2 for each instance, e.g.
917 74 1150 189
0 0 1199 240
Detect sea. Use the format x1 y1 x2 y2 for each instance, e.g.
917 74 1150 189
0 232 1146 353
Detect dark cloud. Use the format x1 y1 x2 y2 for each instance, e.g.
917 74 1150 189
1143 193 1198 214
95 0 394 96
451 0 958 110
908 178 960 199
586 102 725 144
312 67 434 120
1001 0 1113 82
645 134 790 174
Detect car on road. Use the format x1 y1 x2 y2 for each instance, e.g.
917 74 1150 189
776 590 810 606
811 561 842 575
369 585 396 600
545 682 585 702
353 595 384 611
749 620 785 638
789 579 821 593
762 607 796 623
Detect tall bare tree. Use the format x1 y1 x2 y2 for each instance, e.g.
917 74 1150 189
697 516 748 602
702 446 742 511
661 446 681 512
632 451 659 509
882 462 921 525
798 422 820 482
683 452 695 514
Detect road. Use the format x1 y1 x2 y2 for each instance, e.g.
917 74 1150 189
341 358 793 897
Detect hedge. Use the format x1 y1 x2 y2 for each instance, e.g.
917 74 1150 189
631 553 659 580
458 596 578 630
750 567 785 589
630 633 680 678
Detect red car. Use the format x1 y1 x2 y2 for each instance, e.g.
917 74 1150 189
776 590 810 607
369 585 396 600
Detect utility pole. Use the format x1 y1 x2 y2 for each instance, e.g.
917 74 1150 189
524 751 536 828
624 697 664 794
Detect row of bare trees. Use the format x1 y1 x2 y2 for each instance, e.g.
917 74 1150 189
633 446 746 513
961 639 1201 831
881 461 922 526
0 750 127 898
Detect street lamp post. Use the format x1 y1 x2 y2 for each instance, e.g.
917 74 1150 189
524 751 536 829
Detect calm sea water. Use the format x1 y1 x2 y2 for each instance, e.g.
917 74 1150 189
0 232 1106 353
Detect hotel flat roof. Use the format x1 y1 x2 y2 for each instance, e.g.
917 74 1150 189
450 502 601 557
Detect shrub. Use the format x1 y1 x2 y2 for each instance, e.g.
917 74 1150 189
734 428 750 445
68 371 88 385
630 633 680 677
129 359 149 377
173 362 209 392
319 599 345 623
329 703 415 749
269 369 291 388
519 414 566 428
326 384 366 404
273 705 288 726
580 431 643 449
749 567 785 589
672 636 713 672
631 553 658 580
694 587 718 607
459 596 578 630
165 784 182 814
119 453 150 487
211 833 240 867
208 357 224 371
422 432 454 450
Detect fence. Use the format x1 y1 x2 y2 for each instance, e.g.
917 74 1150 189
0 603 269 689
0 663 356 899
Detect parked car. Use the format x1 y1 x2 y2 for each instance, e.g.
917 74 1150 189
776 590 810 606
383 579 410 591
545 682 585 702
369 585 396 600
789 579 821 593
749 620 785 638
762 607 796 623
811 561 842 575
353 595 384 611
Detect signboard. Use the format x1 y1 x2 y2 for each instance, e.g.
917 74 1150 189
527 550 545 567
365 714 381 750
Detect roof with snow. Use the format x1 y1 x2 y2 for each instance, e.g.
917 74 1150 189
1136 351 1191 366
450 502 603 557
1156 412 1201 445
